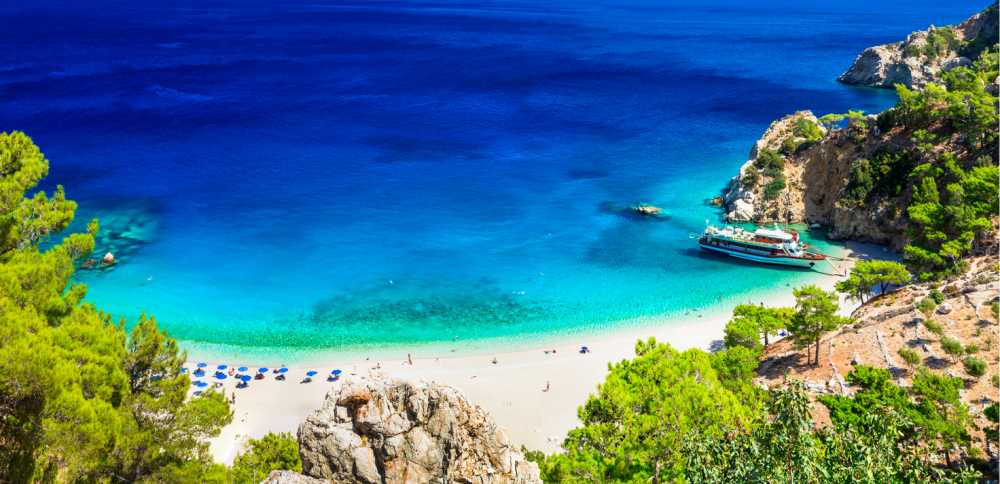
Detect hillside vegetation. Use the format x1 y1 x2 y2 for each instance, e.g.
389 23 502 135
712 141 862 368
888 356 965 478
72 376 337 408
725 44 998 281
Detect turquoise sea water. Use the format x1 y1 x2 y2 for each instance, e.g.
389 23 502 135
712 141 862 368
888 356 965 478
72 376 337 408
1 0 983 360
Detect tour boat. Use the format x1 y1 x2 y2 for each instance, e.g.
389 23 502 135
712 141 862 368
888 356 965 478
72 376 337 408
697 225 827 269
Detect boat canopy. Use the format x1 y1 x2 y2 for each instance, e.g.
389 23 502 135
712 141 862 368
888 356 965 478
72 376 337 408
754 228 794 241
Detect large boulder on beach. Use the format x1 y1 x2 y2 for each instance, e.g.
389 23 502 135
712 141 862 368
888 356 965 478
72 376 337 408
267 378 541 484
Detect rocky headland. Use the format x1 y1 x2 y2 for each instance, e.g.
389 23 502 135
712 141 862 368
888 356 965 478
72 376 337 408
839 3 998 89
265 378 541 484
723 3 998 251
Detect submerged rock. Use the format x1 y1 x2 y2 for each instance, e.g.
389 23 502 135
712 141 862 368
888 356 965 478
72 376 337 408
270 378 541 484
632 203 663 216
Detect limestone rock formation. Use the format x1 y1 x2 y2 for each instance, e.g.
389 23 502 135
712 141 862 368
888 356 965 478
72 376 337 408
267 378 541 484
722 111 824 224
838 4 998 89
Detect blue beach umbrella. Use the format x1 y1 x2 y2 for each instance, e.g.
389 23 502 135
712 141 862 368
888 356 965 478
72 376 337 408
240 374 252 382
193 391 203 397
217 364 227 370
258 367 269 373
214 373 227 380
194 369 205 376
180 367 188 373
306 370 317 377
238 366 248 372
278 367 288 374
192 380 208 388
196 362 207 368
331 369 342 376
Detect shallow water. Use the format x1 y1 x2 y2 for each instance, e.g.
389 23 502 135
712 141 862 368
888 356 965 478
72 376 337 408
1 0 981 358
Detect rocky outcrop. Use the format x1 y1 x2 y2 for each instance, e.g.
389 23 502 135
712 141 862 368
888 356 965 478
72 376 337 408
723 111 823 223
839 3 998 89
268 378 541 484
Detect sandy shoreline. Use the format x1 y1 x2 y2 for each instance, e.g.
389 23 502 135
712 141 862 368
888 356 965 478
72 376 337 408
200 242 881 464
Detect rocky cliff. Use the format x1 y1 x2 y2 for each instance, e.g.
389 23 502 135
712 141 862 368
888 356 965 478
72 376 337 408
722 110 910 247
838 3 998 89
264 378 541 484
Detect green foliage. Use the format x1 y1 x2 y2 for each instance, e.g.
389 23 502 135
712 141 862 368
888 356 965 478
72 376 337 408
835 259 911 302
711 346 762 393
723 316 762 353
763 177 786 200
940 336 964 361
787 285 849 365
723 304 791 351
754 148 784 175
683 381 980 483
818 112 845 131
0 132 232 481
908 27 961 60
751 148 787 200
859 49 1000 280
928 289 945 304
917 297 938 317
539 338 761 482
819 366 915 431
779 118 824 155
843 150 917 205
740 169 758 188
898 347 922 367
793 118 824 143
232 432 302 484
984 403 999 444
911 368 970 463
924 319 945 336
963 343 979 354
962 356 986 377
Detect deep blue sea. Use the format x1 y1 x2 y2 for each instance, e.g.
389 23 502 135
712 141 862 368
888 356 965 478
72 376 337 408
0 0 984 359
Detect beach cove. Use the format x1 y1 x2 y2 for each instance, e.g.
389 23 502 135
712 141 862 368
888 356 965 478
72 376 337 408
195 240 894 463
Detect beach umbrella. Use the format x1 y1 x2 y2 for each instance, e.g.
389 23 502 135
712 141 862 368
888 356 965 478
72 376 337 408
238 366 248 372
306 370 317 377
240 374 252 382
193 391 203 397
192 381 208 388
331 369 342 376
258 367 269 373
194 369 205 376
196 362 207 368
217 364 227 370
214 373 227 380
180 367 188 373
278 367 288 374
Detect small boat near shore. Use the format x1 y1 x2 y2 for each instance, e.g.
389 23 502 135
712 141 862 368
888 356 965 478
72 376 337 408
697 225 827 269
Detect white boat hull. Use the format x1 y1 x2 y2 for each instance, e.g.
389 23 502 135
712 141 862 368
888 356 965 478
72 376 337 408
699 244 819 269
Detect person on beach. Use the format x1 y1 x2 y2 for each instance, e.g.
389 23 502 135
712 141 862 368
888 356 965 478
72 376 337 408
543 381 550 392
408 353 413 365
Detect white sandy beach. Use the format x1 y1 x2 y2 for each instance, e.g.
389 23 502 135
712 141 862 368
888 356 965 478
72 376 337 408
202 243 885 464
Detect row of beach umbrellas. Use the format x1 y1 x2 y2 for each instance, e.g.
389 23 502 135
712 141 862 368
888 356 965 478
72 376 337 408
187 365 343 388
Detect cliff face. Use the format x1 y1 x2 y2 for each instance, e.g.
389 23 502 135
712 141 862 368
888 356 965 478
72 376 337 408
266 378 541 484
722 111 908 247
838 3 998 89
